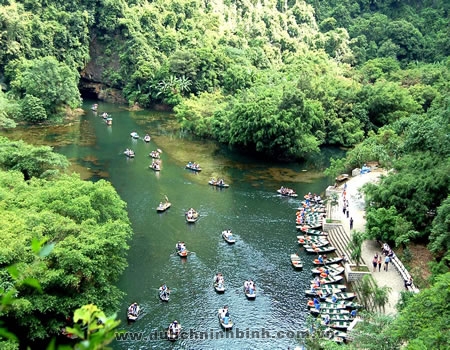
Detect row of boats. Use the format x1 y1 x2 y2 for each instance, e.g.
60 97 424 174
288 195 359 344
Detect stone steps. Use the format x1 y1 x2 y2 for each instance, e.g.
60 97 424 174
325 224 364 266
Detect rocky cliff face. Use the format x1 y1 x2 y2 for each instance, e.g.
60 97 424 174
79 35 127 104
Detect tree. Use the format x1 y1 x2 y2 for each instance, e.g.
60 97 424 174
0 137 69 180
0 169 132 345
8 56 80 116
20 94 47 123
347 230 365 266
391 273 450 348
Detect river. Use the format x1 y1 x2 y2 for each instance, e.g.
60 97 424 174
2 101 341 349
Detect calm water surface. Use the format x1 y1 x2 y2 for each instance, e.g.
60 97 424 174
3 101 340 349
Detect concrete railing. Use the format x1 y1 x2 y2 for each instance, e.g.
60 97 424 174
379 242 419 293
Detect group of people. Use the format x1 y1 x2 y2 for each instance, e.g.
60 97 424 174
159 283 170 298
128 302 139 316
186 208 198 220
168 320 181 335
150 160 161 170
278 186 296 196
150 150 160 158
176 241 186 252
124 148 135 157
186 161 201 169
243 279 256 295
304 192 323 204
219 306 231 324
214 273 224 286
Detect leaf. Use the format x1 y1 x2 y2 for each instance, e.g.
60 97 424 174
0 327 18 341
7 265 19 280
21 278 42 292
39 242 55 257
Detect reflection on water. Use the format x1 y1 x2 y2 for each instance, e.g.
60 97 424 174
0 101 344 349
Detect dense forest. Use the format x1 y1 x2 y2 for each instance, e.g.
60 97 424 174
0 0 449 349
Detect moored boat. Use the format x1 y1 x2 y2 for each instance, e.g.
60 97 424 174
167 320 181 341
185 208 199 223
303 240 330 249
222 230 236 244
313 256 345 266
335 174 349 182
143 134 151 142
305 286 346 298
290 253 303 269
218 307 233 330
296 222 323 230
127 302 140 322
124 149 135 158
305 245 337 254
325 292 357 303
297 235 329 243
130 131 139 139
209 178 230 188
297 228 328 236
310 274 344 285
327 320 352 330
243 280 256 299
185 162 202 172
311 265 345 277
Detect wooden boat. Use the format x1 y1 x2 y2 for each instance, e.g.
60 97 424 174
222 230 236 244
310 307 350 316
209 178 229 188
305 286 345 298
327 320 352 330
290 253 303 269
214 281 225 293
159 288 170 302
218 308 233 330
157 198 171 212
175 243 188 257
185 162 202 172
167 321 181 341
185 209 198 223
297 235 329 243
322 313 354 323
303 240 330 249
277 187 298 197
305 245 336 254
296 222 323 230
325 292 357 303
143 134 151 142
297 228 328 236
130 131 139 139
310 275 344 285
243 281 256 299
91 104 98 111
149 150 160 159
124 149 135 158
311 264 345 277
313 256 344 266
336 174 349 182
150 161 161 171
311 265 345 277
127 303 140 322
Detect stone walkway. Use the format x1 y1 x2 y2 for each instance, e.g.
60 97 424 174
335 170 405 315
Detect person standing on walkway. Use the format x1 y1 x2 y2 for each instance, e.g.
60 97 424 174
372 255 378 272
350 217 354 230
384 255 391 271
346 209 349 218
378 256 382 272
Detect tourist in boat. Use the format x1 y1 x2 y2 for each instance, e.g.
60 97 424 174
318 255 324 264
128 302 138 316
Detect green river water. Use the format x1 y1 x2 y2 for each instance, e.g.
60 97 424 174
2 101 342 349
